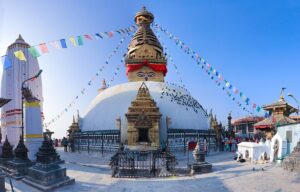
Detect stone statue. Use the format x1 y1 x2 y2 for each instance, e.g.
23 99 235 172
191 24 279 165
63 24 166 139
22 87 36 102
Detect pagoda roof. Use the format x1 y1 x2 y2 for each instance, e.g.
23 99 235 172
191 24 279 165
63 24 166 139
263 96 298 114
254 115 296 129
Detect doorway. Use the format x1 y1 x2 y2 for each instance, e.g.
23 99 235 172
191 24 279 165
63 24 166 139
138 129 149 142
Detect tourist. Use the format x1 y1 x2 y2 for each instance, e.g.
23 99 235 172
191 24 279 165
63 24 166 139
229 138 233 152
232 138 237 152
221 138 225 151
204 138 208 156
54 139 59 147
225 138 229 151
62 137 69 152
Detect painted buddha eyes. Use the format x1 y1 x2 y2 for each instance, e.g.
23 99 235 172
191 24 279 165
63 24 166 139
137 72 156 78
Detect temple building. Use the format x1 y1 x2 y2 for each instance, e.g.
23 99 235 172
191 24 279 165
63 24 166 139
73 7 212 151
254 91 298 139
232 116 264 138
1 35 43 146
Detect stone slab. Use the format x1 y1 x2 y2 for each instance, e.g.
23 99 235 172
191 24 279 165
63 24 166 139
189 162 212 174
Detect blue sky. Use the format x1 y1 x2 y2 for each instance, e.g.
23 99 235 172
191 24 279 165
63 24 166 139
0 0 300 138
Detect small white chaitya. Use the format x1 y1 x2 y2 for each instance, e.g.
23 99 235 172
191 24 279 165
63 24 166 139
237 141 271 162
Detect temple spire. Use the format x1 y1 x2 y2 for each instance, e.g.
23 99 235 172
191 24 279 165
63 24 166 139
125 7 167 82
279 87 286 101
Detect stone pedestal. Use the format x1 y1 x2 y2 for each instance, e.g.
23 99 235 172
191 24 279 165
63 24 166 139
7 136 33 178
24 98 44 161
22 134 74 191
188 141 212 175
23 163 74 191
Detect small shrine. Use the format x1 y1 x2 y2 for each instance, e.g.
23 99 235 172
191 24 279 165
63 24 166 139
23 131 74 191
188 141 212 174
126 82 162 148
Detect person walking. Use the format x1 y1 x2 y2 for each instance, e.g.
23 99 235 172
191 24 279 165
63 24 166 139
62 137 69 152
203 138 208 156
229 137 233 152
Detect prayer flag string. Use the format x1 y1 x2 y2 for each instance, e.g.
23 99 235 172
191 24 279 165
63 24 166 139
153 23 269 117
9 25 137 61
43 31 134 128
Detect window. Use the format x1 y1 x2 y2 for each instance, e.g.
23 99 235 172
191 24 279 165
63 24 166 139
286 131 292 143
248 123 254 133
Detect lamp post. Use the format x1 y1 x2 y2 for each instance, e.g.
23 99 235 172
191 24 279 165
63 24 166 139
288 93 299 115
13 69 42 162
21 70 43 141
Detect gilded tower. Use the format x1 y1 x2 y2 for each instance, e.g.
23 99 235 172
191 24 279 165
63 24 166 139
125 6 167 82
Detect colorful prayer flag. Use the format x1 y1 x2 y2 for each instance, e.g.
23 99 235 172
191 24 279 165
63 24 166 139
69 37 77 47
95 33 103 39
39 43 49 54
256 106 261 112
60 39 67 48
50 41 61 50
245 98 250 104
1 55 12 70
84 34 93 40
28 47 41 58
14 50 27 61
77 36 84 46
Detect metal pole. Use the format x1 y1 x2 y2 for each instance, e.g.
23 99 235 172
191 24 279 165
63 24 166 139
21 94 24 141
87 134 90 154
101 133 104 154
183 132 186 153
21 70 43 142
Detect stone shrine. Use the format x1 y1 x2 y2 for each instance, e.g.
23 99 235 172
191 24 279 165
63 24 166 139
126 82 161 148
23 132 74 191
189 141 212 174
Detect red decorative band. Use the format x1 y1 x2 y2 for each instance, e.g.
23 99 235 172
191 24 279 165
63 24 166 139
126 60 167 76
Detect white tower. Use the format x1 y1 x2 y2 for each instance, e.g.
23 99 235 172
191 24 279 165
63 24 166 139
1 35 43 147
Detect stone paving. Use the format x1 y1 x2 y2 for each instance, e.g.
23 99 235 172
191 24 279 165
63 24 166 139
3 148 300 192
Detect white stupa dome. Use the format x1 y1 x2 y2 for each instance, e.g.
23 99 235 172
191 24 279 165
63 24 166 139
81 81 209 141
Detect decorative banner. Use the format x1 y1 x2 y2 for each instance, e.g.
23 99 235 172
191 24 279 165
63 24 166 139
154 22 269 117
43 31 134 128
10 25 137 61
